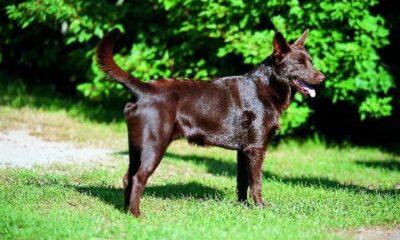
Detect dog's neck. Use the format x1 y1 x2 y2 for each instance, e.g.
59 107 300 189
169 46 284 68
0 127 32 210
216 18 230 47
247 57 292 114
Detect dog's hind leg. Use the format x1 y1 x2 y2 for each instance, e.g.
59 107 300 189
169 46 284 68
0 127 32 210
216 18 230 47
124 146 141 207
123 102 141 207
128 143 169 217
127 108 174 217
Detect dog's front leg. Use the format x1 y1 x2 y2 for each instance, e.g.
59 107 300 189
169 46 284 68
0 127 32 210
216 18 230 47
243 147 265 208
237 150 249 203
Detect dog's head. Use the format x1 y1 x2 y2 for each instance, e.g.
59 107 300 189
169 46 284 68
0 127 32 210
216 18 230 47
272 30 325 98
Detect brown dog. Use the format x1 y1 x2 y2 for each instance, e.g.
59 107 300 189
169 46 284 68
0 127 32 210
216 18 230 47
97 29 325 217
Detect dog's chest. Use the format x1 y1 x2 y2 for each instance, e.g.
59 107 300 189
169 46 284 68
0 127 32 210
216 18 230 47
238 107 280 147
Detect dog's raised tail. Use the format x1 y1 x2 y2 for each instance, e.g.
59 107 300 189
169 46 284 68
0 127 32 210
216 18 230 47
96 29 150 97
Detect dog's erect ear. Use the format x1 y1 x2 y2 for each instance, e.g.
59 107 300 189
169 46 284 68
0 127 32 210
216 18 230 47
273 32 291 61
293 29 309 47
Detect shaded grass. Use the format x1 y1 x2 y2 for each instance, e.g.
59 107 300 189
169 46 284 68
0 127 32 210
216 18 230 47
0 78 129 149
164 152 398 195
356 160 400 171
0 76 127 124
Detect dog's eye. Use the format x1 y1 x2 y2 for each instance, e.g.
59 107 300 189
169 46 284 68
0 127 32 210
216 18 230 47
297 59 306 65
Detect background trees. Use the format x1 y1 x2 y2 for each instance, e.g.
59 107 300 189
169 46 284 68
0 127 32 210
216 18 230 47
1 0 398 140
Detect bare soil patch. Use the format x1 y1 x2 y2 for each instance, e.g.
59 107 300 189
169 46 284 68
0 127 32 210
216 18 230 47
0 130 112 168
340 225 400 240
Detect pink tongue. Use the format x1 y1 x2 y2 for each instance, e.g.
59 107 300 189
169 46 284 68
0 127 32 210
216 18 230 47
304 86 316 98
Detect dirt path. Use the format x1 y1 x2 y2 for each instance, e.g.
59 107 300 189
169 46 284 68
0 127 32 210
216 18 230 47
342 225 400 240
0 130 112 168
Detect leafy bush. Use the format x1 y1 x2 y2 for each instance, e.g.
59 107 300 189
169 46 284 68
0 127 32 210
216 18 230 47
2 0 394 134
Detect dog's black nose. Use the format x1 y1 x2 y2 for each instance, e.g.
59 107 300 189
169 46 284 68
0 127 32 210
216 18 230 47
317 73 325 83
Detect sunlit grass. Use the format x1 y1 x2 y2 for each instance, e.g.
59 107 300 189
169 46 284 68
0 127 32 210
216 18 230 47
0 106 399 239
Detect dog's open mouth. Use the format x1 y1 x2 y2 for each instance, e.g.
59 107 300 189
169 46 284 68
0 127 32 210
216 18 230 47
292 79 316 98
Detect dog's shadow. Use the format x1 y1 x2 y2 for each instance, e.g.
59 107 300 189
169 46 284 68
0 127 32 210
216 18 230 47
74 181 223 212
355 160 400 171
165 152 399 196
78 151 397 212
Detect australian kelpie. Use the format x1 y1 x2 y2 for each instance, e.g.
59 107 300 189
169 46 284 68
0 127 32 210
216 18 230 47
97 29 325 216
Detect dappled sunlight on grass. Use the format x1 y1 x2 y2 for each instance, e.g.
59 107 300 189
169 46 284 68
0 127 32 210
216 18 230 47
0 106 399 239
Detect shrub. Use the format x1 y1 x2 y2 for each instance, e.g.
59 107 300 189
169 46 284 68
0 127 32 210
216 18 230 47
3 0 394 134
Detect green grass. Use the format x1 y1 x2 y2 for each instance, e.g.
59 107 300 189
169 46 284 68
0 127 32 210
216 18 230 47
0 106 399 239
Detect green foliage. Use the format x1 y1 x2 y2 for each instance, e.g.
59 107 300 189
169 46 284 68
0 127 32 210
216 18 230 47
5 1 123 42
2 0 395 134
279 95 312 135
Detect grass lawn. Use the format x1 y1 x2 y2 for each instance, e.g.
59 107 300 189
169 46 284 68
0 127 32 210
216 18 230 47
0 106 399 239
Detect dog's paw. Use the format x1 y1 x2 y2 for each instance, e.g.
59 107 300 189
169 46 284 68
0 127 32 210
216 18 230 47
129 207 141 218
